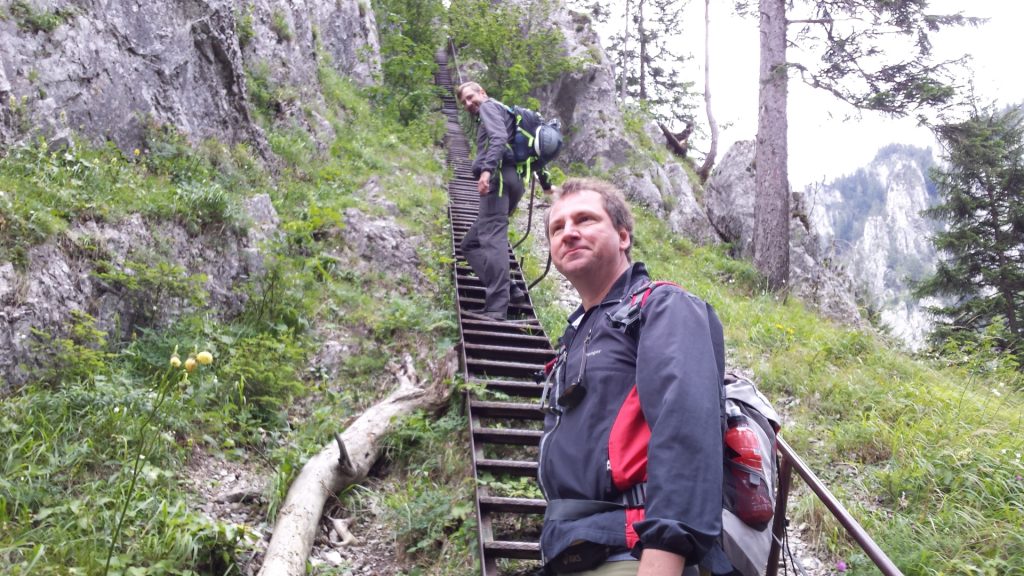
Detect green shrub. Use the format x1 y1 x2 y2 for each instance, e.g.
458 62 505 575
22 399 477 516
9 1 70 33
236 7 255 48
216 331 307 422
447 0 579 104
93 257 209 334
27 311 112 388
370 0 444 124
143 122 211 184
270 10 292 42
381 407 476 568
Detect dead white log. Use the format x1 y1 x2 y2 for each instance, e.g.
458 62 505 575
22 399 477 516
258 350 457 576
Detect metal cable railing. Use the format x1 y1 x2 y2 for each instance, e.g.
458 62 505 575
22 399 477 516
767 439 903 575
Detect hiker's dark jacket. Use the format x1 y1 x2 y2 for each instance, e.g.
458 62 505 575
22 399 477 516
471 98 515 180
470 98 553 191
538 262 725 569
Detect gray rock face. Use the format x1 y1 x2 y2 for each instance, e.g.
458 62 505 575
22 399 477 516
537 9 632 171
0 195 279 391
706 140 757 258
340 208 423 282
708 140 863 326
804 148 938 347
0 0 380 152
527 8 718 245
664 163 719 245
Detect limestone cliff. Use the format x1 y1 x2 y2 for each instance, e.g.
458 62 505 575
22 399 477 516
0 0 380 152
805 145 940 347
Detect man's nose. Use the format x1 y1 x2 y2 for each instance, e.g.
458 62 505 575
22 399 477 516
561 221 581 239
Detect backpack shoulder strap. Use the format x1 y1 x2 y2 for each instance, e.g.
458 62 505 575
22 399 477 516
607 280 682 330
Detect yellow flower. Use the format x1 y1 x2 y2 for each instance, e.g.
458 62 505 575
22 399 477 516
184 357 197 372
170 354 182 368
133 148 141 156
196 351 213 365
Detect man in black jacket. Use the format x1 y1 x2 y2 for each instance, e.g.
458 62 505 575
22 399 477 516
456 81 526 321
539 178 725 575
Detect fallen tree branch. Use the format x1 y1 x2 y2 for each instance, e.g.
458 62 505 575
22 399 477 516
258 350 457 576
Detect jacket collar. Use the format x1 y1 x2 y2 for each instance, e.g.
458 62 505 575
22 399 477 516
566 262 650 327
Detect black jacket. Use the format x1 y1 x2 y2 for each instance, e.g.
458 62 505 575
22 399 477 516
471 98 553 191
471 98 515 179
538 262 725 567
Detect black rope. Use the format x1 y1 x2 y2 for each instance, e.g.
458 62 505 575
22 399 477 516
512 176 537 250
783 519 808 576
528 251 552 291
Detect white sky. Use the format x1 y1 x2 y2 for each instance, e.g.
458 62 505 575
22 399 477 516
654 0 1024 187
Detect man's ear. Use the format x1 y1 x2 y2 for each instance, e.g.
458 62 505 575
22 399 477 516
618 228 631 252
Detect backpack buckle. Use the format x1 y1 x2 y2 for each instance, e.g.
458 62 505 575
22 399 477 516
607 302 642 329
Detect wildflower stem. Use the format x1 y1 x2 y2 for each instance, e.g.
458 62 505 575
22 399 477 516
103 371 175 576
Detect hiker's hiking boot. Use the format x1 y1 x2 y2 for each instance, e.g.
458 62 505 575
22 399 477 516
462 309 506 322
510 286 528 305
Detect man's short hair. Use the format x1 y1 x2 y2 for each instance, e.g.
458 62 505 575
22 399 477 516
547 177 635 260
456 81 484 101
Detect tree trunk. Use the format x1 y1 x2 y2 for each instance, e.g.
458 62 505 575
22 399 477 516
698 0 719 182
638 0 648 101
620 0 632 102
754 0 790 291
257 351 456 576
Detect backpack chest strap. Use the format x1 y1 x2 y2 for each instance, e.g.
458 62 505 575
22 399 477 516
544 482 648 522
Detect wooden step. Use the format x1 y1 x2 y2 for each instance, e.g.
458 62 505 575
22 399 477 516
479 495 546 514
477 458 539 477
475 378 546 398
483 539 541 560
470 400 544 420
473 426 542 446
464 343 552 364
466 358 547 379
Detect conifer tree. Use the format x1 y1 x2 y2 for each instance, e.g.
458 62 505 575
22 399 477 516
746 0 978 290
915 106 1024 365
602 0 697 127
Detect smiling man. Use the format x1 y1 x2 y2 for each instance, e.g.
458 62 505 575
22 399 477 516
455 81 526 321
539 178 726 576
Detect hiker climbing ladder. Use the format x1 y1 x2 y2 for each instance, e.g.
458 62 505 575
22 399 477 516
436 47 553 576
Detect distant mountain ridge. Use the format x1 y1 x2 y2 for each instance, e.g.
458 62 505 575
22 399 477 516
806 144 941 348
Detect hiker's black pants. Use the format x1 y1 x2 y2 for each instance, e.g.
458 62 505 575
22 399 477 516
461 163 524 316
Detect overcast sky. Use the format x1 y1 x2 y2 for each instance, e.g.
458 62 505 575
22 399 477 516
654 0 1024 187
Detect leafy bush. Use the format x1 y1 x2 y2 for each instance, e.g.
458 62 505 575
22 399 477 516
9 0 71 33
94 258 209 335
381 407 476 567
371 0 444 124
270 10 292 42
447 0 579 105
236 7 255 48
217 331 307 421
27 311 112 388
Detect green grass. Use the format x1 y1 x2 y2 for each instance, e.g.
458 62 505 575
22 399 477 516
0 53 461 574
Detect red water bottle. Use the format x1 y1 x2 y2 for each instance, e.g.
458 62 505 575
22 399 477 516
725 406 774 526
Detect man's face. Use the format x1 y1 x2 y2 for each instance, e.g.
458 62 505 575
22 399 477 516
547 190 630 283
459 88 487 115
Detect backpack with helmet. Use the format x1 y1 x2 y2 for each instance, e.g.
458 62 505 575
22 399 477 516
505 104 563 174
